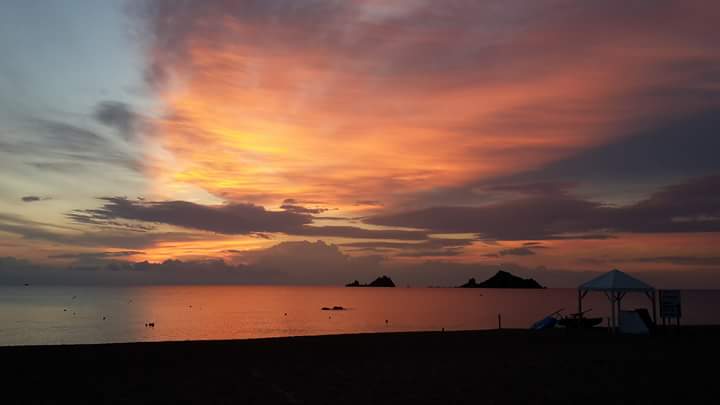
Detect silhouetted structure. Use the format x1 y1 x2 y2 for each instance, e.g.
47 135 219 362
577 269 656 331
459 271 544 289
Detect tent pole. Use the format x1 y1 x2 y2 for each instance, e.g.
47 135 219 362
578 289 582 314
610 293 615 332
614 294 618 331
651 290 657 325
617 293 623 329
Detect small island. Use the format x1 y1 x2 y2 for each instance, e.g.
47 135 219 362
321 306 346 311
459 271 544 289
345 275 396 287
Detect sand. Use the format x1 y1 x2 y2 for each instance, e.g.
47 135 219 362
3 326 719 404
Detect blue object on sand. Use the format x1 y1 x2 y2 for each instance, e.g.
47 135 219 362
531 315 558 330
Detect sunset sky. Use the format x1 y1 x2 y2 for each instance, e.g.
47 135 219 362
1 0 719 287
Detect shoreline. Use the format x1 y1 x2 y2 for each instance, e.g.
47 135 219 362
4 327 720 404
1 324 715 349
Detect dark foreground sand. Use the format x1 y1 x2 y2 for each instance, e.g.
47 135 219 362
3 327 720 404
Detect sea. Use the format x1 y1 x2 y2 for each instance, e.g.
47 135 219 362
1 285 719 346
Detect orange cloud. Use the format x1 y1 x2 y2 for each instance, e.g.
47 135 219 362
145 1 719 212
115 1 720 275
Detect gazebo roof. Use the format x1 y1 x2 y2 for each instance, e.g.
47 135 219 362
579 269 654 292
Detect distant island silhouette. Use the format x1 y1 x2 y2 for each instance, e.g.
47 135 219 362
459 271 544 289
321 306 346 311
346 275 396 287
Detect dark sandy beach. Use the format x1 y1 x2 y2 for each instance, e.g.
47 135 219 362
3 327 720 404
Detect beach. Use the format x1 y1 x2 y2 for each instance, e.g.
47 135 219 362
4 327 719 404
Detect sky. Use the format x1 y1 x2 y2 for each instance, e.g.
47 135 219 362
1 0 720 287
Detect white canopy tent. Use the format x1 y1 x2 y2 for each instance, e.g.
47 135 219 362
578 269 656 330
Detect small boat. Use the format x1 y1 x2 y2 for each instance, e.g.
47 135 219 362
558 317 603 328
558 309 602 328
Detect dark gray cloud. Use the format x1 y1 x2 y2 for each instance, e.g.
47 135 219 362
340 238 474 257
21 196 50 203
70 197 428 240
70 197 312 234
0 212 204 249
395 248 465 258
292 225 427 240
0 256 275 286
629 256 720 266
281 198 327 205
48 251 144 260
355 200 383 206
65 210 156 232
497 111 720 186
543 234 617 241
280 203 328 214
581 255 720 267
482 182 577 197
366 175 720 240
366 197 604 240
2 119 141 172
341 238 475 258
498 247 536 256
311 216 363 221
0 213 76 241
26 162 85 172
94 101 141 140
231 240 385 284
38 120 108 149
341 238 475 250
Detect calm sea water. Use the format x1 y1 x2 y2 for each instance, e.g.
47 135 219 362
1 286 719 346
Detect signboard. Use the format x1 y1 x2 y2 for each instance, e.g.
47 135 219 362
659 289 682 318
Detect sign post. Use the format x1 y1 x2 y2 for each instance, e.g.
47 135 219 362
659 290 682 326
